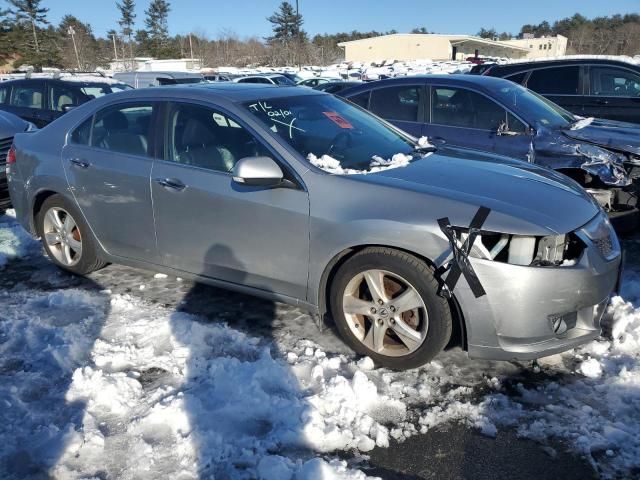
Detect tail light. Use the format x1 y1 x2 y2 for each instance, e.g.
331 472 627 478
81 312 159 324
7 145 16 165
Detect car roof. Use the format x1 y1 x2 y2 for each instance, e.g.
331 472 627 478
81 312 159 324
100 82 322 103
339 74 516 95
0 76 128 87
487 56 640 73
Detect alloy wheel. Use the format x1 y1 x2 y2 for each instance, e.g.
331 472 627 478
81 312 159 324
42 207 83 267
342 269 428 357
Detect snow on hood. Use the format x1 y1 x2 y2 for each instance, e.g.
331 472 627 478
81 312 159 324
308 137 434 175
570 117 595 130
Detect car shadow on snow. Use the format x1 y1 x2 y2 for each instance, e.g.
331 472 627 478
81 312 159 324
168 243 314 479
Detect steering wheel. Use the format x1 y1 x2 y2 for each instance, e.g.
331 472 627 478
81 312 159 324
327 131 353 156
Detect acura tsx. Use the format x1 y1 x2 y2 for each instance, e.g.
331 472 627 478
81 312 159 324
6 83 622 369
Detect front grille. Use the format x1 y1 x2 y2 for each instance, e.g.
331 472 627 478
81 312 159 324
0 136 13 168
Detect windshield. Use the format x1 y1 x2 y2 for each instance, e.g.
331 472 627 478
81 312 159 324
245 94 425 171
79 83 131 99
272 75 295 86
491 83 576 128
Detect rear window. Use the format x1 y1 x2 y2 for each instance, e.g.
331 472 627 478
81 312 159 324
370 85 421 122
526 66 580 95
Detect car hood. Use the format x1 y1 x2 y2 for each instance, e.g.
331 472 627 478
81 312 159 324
0 110 28 137
562 118 640 156
358 147 599 235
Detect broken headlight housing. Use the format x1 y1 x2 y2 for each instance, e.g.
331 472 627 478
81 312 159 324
579 212 620 261
457 230 586 267
577 144 631 187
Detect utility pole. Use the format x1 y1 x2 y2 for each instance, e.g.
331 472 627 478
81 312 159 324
112 33 119 70
68 26 82 70
295 0 301 70
189 33 195 65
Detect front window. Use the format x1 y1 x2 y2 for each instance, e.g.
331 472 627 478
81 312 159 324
244 94 427 172
165 102 269 173
431 87 507 130
589 66 640 97
491 83 575 128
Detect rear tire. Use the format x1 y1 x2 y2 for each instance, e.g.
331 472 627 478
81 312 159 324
36 194 106 275
330 247 452 370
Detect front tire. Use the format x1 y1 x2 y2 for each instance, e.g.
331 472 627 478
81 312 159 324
36 194 106 275
330 247 452 370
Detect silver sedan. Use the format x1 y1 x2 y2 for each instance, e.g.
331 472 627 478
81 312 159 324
6 84 622 369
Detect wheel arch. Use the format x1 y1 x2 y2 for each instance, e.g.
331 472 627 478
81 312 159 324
317 244 467 350
31 189 61 235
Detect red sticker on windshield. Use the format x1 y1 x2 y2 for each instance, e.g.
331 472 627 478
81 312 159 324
323 111 353 129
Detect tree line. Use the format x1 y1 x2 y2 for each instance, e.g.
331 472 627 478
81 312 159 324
1 1 638 73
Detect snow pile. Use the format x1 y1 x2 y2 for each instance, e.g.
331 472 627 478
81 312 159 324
0 209 38 267
0 289 381 479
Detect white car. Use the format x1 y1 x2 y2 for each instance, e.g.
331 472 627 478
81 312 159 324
234 74 296 86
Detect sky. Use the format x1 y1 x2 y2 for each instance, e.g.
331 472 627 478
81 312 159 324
3 0 640 39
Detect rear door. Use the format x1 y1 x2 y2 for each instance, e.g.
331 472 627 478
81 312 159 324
6 80 48 126
368 84 426 137
151 101 310 299
585 65 640 123
524 65 584 117
62 101 159 263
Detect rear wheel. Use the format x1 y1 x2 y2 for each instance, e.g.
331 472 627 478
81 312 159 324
36 195 106 275
330 247 452 370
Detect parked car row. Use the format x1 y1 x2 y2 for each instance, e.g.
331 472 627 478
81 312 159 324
5 82 623 370
339 74 640 230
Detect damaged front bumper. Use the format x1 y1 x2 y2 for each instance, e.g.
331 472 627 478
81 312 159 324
451 214 622 361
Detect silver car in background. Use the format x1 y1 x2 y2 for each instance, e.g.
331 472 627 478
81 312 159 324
6 84 622 369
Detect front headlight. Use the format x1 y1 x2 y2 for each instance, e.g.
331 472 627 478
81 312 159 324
579 212 620 261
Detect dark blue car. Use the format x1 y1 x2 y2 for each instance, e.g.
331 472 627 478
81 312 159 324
341 75 640 229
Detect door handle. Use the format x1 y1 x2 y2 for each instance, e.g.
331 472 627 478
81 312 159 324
69 158 90 169
594 99 609 105
155 177 186 192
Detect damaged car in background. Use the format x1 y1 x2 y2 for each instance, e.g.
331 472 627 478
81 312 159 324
6 84 622 369
341 75 640 230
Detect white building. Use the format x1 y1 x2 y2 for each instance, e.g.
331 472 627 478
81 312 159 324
501 35 568 59
109 57 202 73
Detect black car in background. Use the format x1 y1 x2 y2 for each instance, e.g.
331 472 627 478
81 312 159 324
483 57 640 124
0 110 33 212
313 81 362 94
0 76 131 127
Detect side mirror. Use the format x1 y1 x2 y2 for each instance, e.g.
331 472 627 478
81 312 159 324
232 156 285 187
61 104 76 112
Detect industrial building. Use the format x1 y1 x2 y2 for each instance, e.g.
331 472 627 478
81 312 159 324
338 33 568 62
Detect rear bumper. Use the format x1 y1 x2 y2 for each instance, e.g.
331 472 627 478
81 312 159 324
454 240 621 361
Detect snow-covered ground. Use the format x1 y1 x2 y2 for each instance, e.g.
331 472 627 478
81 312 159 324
1 209 639 479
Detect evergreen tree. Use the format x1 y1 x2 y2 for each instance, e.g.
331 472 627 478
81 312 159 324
266 1 305 65
8 0 48 52
144 0 176 58
116 0 136 64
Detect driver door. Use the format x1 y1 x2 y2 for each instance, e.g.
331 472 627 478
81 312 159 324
151 101 310 300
